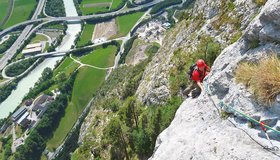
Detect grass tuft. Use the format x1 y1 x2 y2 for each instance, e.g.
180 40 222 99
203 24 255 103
235 55 280 105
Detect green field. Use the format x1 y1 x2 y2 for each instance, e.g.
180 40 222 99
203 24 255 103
111 0 123 9
3 0 37 28
116 12 144 37
81 6 108 15
80 0 123 15
46 46 117 151
44 23 66 30
43 42 49 52
54 57 80 77
77 23 95 47
0 0 9 23
80 45 116 67
30 34 48 43
81 0 111 15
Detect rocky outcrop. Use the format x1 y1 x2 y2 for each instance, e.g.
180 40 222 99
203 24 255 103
150 0 280 159
135 22 185 105
136 0 260 105
150 97 280 160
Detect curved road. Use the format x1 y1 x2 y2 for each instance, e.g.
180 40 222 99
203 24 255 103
1 36 126 78
0 0 163 37
0 0 163 71
0 0 47 71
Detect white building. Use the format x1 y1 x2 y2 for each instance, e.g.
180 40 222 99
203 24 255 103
22 42 42 56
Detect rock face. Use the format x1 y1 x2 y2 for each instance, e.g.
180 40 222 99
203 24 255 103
150 97 279 160
135 23 185 105
136 0 260 105
150 0 280 159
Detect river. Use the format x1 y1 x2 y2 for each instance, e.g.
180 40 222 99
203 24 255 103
0 0 81 119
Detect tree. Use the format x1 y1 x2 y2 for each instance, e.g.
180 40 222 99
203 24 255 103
132 129 151 156
103 118 129 160
40 67 53 82
15 130 46 160
118 97 141 129
55 72 67 83
151 108 162 143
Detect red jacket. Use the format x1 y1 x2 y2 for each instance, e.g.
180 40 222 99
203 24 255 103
192 65 210 82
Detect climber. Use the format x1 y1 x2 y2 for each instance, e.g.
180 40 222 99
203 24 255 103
183 59 210 98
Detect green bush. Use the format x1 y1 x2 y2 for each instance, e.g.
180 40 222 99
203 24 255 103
248 38 260 49
0 35 18 53
119 36 138 64
230 31 242 44
45 0 66 17
254 0 267 6
6 58 38 77
220 110 230 120
0 80 18 103
146 44 160 58
1 135 12 160
211 0 241 31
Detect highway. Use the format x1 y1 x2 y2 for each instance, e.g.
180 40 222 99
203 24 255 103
0 0 164 71
0 36 126 79
0 0 180 72
0 0 163 37
0 0 47 71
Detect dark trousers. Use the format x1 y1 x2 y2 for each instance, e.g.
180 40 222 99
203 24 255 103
183 81 201 98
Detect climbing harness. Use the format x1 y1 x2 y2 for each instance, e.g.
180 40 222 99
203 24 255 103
203 78 280 152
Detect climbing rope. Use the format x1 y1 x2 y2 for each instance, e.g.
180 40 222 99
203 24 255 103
203 78 280 151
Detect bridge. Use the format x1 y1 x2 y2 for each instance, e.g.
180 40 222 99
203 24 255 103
0 0 162 37
0 0 164 71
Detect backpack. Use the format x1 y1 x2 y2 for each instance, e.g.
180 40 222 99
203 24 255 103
187 64 205 80
187 64 197 80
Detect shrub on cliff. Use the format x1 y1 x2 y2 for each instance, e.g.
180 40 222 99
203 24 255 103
235 55 280 105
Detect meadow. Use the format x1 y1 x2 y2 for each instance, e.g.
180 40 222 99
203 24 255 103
46 45 116 151
77 23 95 47
115 12 144 37
3 0 37 28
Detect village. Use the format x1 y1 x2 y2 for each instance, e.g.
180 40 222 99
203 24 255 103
0 90 60 152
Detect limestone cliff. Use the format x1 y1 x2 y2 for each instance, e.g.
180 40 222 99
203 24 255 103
136 0 260 105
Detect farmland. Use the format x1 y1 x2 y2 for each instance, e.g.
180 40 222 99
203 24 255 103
46 45 117 150
77 23 95 47
115 12 144 37
80 0 124 15
3 0 37 28
0 0 10 24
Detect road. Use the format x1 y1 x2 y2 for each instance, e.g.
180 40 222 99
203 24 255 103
0 0 163 37
114 8 151 68
0 0 47 71
0 0 186 71
0 36 126 79
0 0 163 71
